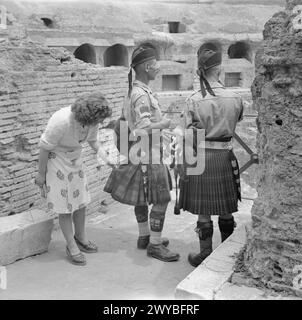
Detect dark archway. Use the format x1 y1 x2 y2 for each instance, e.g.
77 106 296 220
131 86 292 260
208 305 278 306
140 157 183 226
103 44 129 67
74 43 96 64
137 42 160 60
228 41 252 62
41 17 54 28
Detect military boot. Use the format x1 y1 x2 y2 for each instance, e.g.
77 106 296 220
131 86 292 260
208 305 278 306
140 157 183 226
147 243 179 262
218 216 236 242
188 221 213 268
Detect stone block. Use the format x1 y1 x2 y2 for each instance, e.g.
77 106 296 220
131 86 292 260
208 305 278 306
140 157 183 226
215 282 267 300
175 265 233 300
0 209 53 265
175 223 247 300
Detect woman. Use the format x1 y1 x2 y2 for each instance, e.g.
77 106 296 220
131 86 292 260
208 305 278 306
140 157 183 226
35 92 115 266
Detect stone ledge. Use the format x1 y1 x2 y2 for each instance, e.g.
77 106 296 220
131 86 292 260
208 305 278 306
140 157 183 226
214 282 302 300
174 224 248 300
0 210 53 266
175 222 302 300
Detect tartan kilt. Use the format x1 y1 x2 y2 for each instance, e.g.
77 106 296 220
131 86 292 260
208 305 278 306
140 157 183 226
104 163 172 206
178 149 239 216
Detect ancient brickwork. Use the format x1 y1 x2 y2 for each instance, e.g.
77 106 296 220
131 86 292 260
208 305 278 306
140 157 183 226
0 39 128 217
244 0 302 296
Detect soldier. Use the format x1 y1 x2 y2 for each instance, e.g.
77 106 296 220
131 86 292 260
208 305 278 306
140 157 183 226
176 44 243 267
104 45 180 262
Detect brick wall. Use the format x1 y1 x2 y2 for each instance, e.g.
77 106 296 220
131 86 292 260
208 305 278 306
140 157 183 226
0 39 128 217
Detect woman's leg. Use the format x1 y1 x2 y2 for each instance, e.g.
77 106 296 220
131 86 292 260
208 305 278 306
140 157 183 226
73 207 98 253
73 207 88 244
59 214 80 255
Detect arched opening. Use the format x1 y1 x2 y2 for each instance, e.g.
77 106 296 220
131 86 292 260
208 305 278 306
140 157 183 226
103 44 128 67
41 17 53 28
137 42 160 60
74 43 97 64
228 41 252 62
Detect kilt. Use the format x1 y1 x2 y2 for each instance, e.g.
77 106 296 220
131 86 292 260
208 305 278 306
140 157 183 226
104 163 172 206
178 149 239 216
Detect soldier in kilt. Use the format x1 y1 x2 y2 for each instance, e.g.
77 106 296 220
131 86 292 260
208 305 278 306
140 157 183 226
104 45 180 262
176 44 244 267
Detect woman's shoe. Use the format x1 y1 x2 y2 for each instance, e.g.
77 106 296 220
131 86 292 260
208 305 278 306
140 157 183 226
74 236 98 253
66 247 86 266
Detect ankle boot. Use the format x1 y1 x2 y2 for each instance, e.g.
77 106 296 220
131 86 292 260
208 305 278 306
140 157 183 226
147 243 180 262
218 216 236 242
188 221 213 267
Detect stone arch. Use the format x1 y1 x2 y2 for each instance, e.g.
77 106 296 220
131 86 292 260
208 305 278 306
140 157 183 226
41 17 54 28
74 43 96 64
228 41 252 62
103 44 129 67
136 42 160 60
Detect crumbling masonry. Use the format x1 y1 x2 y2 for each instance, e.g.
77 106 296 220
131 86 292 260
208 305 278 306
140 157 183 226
244 0 302 296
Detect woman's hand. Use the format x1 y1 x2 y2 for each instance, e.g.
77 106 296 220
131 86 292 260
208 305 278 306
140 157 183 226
105 154 118 169
35 172 46 187
35 172 47 198
97 147 118 169
161 115 171 129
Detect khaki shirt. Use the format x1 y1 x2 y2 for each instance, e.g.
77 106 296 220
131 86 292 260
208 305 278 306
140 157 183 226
122 80 165 163
182 82 243 140
123 80 163 131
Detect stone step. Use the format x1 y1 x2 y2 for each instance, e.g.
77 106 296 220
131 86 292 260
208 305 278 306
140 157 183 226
0 209 53 266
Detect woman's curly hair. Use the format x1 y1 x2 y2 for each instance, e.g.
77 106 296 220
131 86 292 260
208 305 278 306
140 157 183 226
71 92 112 126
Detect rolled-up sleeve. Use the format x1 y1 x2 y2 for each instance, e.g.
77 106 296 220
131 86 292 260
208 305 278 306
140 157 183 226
133 94 152 129
39 112 66 150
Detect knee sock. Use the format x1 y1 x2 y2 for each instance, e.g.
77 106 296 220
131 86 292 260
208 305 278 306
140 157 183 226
195 220 213 255
149 209 165 245
218 215 236 242
135 206 150 237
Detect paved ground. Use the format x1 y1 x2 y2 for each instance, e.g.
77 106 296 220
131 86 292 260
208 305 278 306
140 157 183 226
0 193 252 300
